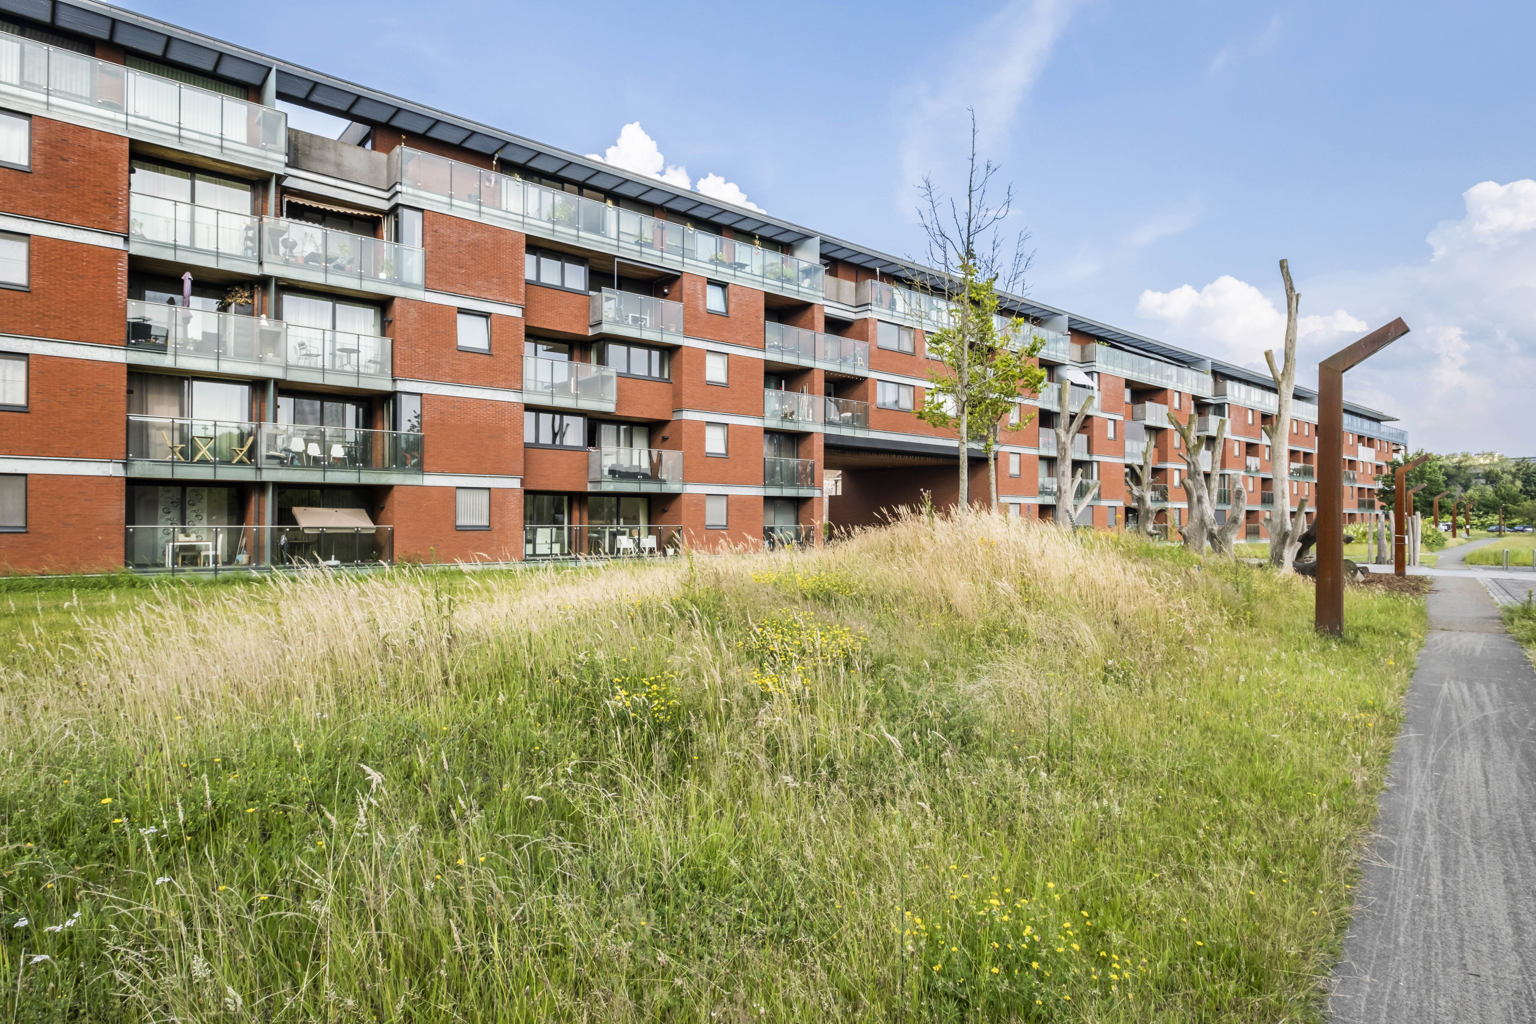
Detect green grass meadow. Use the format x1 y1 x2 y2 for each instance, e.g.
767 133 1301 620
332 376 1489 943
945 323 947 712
1464 534 1536 567
0 513 1425 1022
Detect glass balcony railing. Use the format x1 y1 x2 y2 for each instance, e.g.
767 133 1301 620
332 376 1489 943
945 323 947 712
1124 439 1146 463
1133 402 1171 429
823 276 856 306
1290 463 1315 480
260 218 424 295
128 417 422 478
522 356 617 411
1342 470 1359 484
855 279 951 330
1246 456 1262 473
822 396 870 432
588 447 683 490
1036 478 1098 502
1293 399 1319 423
393 147 822 300
1036 385 1099 414
1079 344 1213 397
589 288 683 342
125 524 391 572
129 195 260 269
765 457 816 490
1197 416 1226 436
1213 379 1279 414
1344 412 1409 446
1260 491 1275 509
763 323 869 373
764 389 820 427
765 524 817 549
523 523 684 559
1037 432 1089 458
0 34 286 171
125 301 392 385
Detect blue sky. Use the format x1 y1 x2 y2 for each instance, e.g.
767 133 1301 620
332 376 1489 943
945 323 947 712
131 0 1536 455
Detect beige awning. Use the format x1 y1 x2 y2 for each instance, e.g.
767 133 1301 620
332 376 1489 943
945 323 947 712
291 506 375 533
283 196 383 219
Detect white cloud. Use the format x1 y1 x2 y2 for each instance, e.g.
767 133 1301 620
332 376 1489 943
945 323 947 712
1209 14 1283 75
898 0 1082 203
1127 208 1200 249
589 122 690 188
587 122 765 213
1134 179 1536 453
695 173 764 213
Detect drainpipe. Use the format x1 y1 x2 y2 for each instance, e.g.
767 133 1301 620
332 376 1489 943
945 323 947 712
263 378 277 567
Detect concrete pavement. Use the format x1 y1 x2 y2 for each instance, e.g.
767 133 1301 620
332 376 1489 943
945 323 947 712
1327 575 1536 1022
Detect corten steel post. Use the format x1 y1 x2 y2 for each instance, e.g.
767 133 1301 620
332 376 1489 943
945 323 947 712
1450 499 1460 539
1394 455 1429 576
1465 499 1473 535
1316 318 1411 634
1432 490 1448 529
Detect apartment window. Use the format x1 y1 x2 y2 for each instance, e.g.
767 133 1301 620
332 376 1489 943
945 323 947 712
705 494 727 529
1008 403 1020 426
1247 408 1254 425
877 381 914 411
455 488 490 530
0 353 25 410
598 341 669 380
705 351 728 385
1107 420 1116 440
524 249 588 292
877 321 915 353
705 422 728 456
1008 452 1021 477
0 475 22 531
1173 393 1181 409
1233 440 1241 458
1107 507 1117 528
457 311 490 353
1172 468 1181 487
0 232 27 289
0 111 29 170
706 281 728 315
524 410 586 448
394 206 423 248
130 160 251 213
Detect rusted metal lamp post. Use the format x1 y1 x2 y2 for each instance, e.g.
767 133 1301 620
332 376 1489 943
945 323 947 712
1316 318 1410 635
1431 490 1448 530
1450 498 1461 539
1394 456 1429 576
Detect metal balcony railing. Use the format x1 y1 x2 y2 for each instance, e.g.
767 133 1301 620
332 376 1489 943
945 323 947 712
129 195 260 270
763 322 869 373
1133 402 1171 429
822 396 870 432
0 34 286 171
125 417 423 478
522 356 617 411
260 218 425 295
765 457 816 490
523 523 684 559
763 389 819 427
589 288 683 342
587 447 683 490
125 524 390 572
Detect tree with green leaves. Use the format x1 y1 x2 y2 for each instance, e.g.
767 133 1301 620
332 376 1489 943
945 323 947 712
1375 450 1446 516
919 273 1046 510
914 110 1035 512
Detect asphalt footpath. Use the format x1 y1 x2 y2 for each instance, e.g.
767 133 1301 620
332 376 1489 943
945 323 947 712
1328 575 1536 1021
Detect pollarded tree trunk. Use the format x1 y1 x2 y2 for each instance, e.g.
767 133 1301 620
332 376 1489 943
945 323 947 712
1264 259 1308 571
1210 477 1248 556
1052 380 1098 526
1125 435 1158 537
1169 410 1228 554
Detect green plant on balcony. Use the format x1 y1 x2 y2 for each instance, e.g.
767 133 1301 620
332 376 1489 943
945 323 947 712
552 199 578 228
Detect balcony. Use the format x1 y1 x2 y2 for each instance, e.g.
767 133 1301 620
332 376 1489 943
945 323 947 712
1246 456 1262 473
0 35 286 172
1036 386 1099 414
1196 416 1226 436
128 195 260 272
589 289 683 345
523 356 617 412
1259 491 1275 509
1359 498 1378 510
763 323 869 374
126 524 391 572
1133 402 1171 429
765 457 817 494
763 389 819 429
1124 439 1146 463
766 524 818 549
1213 379 1279 414
126 301 393 389
855 279 951 331
126 416 422 483
1037 432 1088 458
1293 400 1319 423
1344 412 1409 446
393 147 823 301
1076 345 1213 397
822 396 870 433
523 523 684 559
1290 464 1316 480
588 447 683 492
1147 484 1170 504
823 276 856 306
260 218 424 297
1036 478 1098 503
1342 469 1359 484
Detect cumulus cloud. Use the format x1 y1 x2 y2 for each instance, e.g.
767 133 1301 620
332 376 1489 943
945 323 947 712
1134 179 1536 453
588 122 764 212
695 173 765 213
898 0 1082 203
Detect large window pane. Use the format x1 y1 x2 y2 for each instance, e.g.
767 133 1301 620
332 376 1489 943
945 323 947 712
193 173 252 214
0 475 24 531
457 311 490 352
0 353 24 409
130 160 193 202
456 488 490 529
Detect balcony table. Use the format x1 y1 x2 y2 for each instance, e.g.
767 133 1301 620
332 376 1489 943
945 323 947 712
166 539 214 568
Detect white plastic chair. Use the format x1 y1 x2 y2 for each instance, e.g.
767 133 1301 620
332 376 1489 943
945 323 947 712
639 536 658 556
330 443 347 465
614 536 637 557
306 442 323 465
288 435 306 465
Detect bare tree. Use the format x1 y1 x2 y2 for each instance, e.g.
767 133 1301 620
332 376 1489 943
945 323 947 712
1124 437 1160 537
1052 379 1098 526
1169 411 1248 554
1264 260 1309 570
915 109 1033 512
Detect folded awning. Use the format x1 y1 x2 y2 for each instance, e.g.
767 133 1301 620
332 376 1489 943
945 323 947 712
283 196 383 219
291 506 375 533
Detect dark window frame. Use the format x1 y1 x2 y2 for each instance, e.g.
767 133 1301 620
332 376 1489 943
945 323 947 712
524 410 588 449
597 341 670 382
455 487 491 531
705 280 728 316
705 493 728 530
0 231 29 291
457 310 491 354
0 110 31 172
0 474 24 532
524 248 589 294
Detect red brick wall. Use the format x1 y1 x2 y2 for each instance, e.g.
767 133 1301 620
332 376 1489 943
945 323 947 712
0 238 126 344
385 484 522 564
0 475 123 574
423 212 524 304
0 117 128 232
390 299 523 390
419 395 521 476
0 354 124 458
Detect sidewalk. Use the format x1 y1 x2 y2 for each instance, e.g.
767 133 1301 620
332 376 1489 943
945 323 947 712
1328 575 1536 1021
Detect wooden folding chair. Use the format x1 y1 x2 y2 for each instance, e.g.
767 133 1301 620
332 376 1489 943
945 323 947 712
160 430 186 461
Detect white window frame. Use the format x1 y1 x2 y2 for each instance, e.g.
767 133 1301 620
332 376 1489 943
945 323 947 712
1107 419 1116 440
876 381 914 411
0 232 28 290
704 351 728 385
455 487 491 530
0 352 26 411
1008 452 1021 478
0 474 24 532
0 111 30 171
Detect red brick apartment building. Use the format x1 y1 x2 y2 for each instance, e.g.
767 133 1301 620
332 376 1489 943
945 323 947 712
0 2 1407 575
